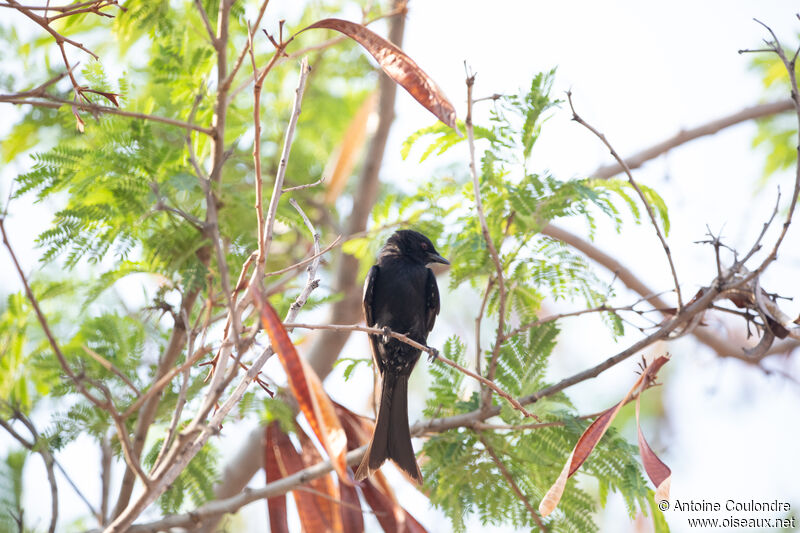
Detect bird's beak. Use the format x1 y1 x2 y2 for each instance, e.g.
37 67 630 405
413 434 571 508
427 252 450 266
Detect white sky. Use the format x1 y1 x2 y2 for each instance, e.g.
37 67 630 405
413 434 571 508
2 1 800 532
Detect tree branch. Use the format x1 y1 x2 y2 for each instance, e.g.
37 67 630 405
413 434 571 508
567 91 683 310
540 223 799 360
285 321 537 420
261 58 311 265
464 66 508 406
0 95 214 135
121 282 721 531
0 412 59 533
737 22 800 283
590 99 794 179
104 54 315 533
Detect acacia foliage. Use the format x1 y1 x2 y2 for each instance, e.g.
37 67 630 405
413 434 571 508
3 2 789 533
344 71 671 531
0 0 375 526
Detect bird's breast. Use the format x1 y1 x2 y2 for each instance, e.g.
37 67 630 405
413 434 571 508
371 260 429 342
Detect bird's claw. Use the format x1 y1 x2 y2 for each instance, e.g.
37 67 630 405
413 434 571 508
427 347 439 363
382 326 392 343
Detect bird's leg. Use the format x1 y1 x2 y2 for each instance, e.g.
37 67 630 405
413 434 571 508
427 347 439 363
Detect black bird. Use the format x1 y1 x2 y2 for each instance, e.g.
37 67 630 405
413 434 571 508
354 230 448 484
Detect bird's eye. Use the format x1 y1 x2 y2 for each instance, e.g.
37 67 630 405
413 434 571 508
420 242 429 251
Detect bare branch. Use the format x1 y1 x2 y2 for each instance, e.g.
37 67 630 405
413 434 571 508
124 287 720 531
282 175 325 193
121 344 211 419
283 322 537 420
474 277 494 378
81 344 140 395
262 57 312 265
0 219 107 409
250 21 268 267
265 235 342 277
1 411 59 533
54 459 101 523
193 0 216 43
121 447 368 532
567 91 683 310
4 0 99 59
150 310 195 473
737 22 800 281
0 95 215 135
541 223 799 360
464 66 508 408
590 100 794 180
105 56 316 533
222 0 270 92
501 303 644 343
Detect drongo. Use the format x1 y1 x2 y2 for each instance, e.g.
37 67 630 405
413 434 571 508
354 229 448 484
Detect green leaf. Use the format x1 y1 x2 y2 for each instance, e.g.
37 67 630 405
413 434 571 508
2 122 38 163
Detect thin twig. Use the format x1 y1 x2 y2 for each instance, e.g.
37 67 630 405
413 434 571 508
282 322 538 420
503 305 613 342
249 21 268 266
476 432 549 531
262 57 311 264
54 459 101 522
590 99 794 179
5 0 99 58
81 344 140 395
121 344 212 419
736 190 781 268
736 21 800 283
0 68 71 99
222 0 270 93
193 0 216 43
150 200 205 230
567 91 683 311
475 277 495 378
104 56 316 533
282 175 325 193
264 235 341 277
0 95 214 135
1 219 106 408
151 309 194 473
464 65 508 407
5 412 60 533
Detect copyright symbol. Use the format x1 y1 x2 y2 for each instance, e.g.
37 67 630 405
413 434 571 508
658 500 669 512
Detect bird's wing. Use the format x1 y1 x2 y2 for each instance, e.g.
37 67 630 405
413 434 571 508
425 267 441 334
363 265 384 373
363 265 379 327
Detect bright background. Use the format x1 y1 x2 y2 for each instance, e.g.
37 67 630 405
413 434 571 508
2 1 799 531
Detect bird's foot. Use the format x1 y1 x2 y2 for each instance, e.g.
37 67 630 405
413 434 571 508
382 326 392 343
427 347 440 363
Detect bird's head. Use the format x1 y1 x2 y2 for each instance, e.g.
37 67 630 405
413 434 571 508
382 229 450 266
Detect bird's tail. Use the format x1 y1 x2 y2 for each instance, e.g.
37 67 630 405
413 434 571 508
354 373 422 484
